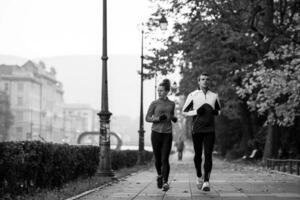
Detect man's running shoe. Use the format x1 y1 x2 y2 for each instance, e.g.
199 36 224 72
162 182 169 191
201 181 210 191
157 175 163 189
196 177 203 190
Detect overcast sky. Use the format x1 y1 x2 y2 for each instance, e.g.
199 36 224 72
0 0 155 57
0 0 181 119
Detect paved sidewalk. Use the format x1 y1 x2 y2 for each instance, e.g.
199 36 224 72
78 151 300 200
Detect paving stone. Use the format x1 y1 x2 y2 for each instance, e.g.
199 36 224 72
75 151 300 200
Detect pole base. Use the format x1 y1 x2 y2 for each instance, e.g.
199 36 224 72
137 151 146 165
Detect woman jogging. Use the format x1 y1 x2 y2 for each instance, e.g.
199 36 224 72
146 79 177 191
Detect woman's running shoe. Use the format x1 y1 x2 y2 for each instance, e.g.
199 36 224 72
196 177 203 189
162 182 169 191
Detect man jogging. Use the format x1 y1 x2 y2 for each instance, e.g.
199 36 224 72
182 72 221 191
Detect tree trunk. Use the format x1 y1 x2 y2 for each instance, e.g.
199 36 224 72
262 0 275 54
238 101 253 155
274 126 281 157
263 123 280 161
263 123 273 160
250 112 260 136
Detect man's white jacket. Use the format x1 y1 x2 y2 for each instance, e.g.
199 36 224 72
182 89 221 116
182 89 221 133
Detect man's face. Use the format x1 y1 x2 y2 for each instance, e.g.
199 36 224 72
198 75 210 89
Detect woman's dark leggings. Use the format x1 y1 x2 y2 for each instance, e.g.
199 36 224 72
192 131 215 182
151 131 173 183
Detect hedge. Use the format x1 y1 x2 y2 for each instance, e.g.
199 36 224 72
0 141 153 197
111 150 153 170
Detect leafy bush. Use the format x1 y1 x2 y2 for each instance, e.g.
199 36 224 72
0 141 99 196
0 141 95 195
235 44 300 127
111 150 153 170
0 141 153 198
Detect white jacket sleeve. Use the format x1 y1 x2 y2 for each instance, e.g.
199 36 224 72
182 93 197 116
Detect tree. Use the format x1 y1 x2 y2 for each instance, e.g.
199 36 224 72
236 43 300 159
146 0 300 157
146 0 261 156
233 0 300 159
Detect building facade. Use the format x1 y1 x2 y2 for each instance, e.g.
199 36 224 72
0 61 97 144
63 104 99 144
0 90 13 141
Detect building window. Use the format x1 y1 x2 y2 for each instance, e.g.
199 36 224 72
17 97 23 106
16 127 23 134
4 83 9 92
17 83 24 91
16 111 23 121
26 132 32 140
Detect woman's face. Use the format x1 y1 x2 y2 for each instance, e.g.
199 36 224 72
158 85 168 99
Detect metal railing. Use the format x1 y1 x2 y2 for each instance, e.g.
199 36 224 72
266 159 300 175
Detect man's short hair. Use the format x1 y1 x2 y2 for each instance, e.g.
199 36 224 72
197 72 209 81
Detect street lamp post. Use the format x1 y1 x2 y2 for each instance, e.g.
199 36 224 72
154 72 157 100
154 14 168 100
137 27 145 165
137 15 168 165
98 0 114 176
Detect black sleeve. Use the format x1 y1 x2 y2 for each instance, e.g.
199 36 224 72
183 100 193 112
215 100 220 111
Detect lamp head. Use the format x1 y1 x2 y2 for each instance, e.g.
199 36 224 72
159 14 168 31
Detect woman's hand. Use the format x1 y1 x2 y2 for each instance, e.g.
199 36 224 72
159 114 167 121
152 116 160 123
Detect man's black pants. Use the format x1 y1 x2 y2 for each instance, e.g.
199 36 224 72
192 131 215 181
151 131 173 183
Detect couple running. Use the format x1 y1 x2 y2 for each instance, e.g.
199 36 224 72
146 72 221 192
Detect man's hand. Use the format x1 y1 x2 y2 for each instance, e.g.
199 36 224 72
212 110 219 115
171 116 178 123
196 106 205 115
